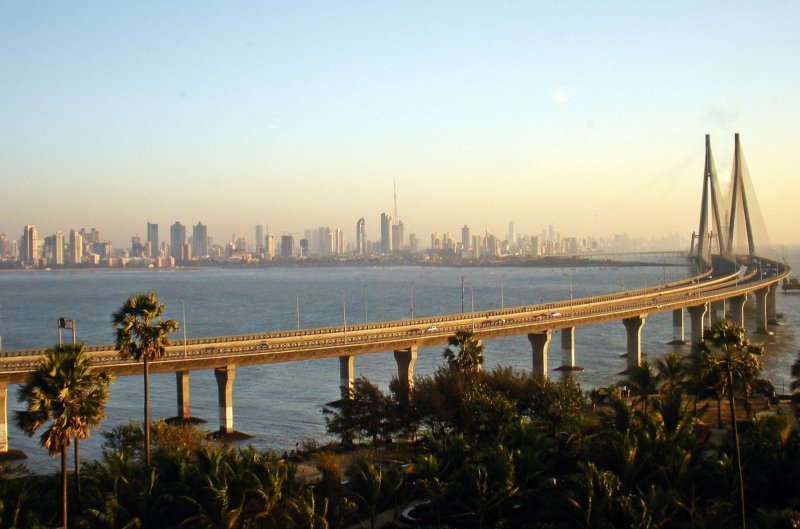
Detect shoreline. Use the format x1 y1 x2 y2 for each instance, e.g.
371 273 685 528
0 255 687 274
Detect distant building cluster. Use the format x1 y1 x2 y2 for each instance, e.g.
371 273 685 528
0 218 685 270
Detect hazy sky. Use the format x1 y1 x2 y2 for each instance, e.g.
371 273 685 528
1 2 798 248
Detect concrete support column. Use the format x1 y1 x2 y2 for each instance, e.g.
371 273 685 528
0 383 6 453
767 286 778 325
687 304 707 343
754 287 769 334
729 295 747 328
670 308 685 344
339 355 354 398
527 331 551 378
559 327 578 370
623 316 646 370
214 366 236 434
393 346 418 404
176 371 190 421
710 300 726 323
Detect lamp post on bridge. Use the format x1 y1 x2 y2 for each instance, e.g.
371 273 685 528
461 275 465 313
564 271 573 307
409 282 414 319
296 290 301 331
363 285 368 324
338 290 347 342
469 284 475 331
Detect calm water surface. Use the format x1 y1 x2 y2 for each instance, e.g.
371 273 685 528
1 251 798 472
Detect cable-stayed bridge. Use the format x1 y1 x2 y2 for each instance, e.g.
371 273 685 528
0 134 789 453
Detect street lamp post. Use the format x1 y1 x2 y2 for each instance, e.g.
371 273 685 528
461 275 465 313
296 290 300 331
182 299 188 356
339 291 347 342
470 285 475 331
409 283 414 319
364 285 368 324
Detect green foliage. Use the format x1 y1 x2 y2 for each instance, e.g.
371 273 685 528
323 377 392 447
112 292 179 468
14 343 112 529
442 330 484 374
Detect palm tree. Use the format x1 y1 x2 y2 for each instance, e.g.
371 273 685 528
442 330 484 374
113 292 179 468
656 351 687 393
626 361 658 414
790 351 800 393
14 344 112 529
703 319 763 529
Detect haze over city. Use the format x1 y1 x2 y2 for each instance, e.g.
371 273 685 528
2 2 798 247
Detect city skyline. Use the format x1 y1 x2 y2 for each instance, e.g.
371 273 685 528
2 4 799 245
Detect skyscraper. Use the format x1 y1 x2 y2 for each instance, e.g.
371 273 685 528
147 222 159 259
265 234 276 258
392 220 404 253
356 217 366 256
69 229 82 265
508 221 516 247
255 224 265 253
20 225 37 265
170 222 187 261
380 213 392 255
461 225 471 251
192 222 208 259
317 227 332 255
335 227 344 254
54 230 64 265
280 235 294 257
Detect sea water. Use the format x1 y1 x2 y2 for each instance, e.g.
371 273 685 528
1 251 798 472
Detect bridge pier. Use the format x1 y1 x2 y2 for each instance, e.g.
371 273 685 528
0 383 6 453
729 295 747 328
623 316 646 370
767 287 778 325
556 327 581 371
339 355 354 398
527 331 551 378
393 346 418 404
670 308 685 344
688 304 707 343
710 300 726 323
176 371 191 421
214 366 236 435
754 287 770 334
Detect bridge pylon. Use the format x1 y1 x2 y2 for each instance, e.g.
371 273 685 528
693 133 759 264
725 133 756 258
693 134 726 265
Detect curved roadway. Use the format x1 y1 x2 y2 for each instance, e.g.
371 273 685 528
0 255 789 384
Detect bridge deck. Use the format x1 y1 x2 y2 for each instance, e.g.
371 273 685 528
0 256 788 384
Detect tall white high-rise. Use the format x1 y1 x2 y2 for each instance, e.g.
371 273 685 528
54 230 64 265
20 225 37 265
356 217 366 256
69 229 83 265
